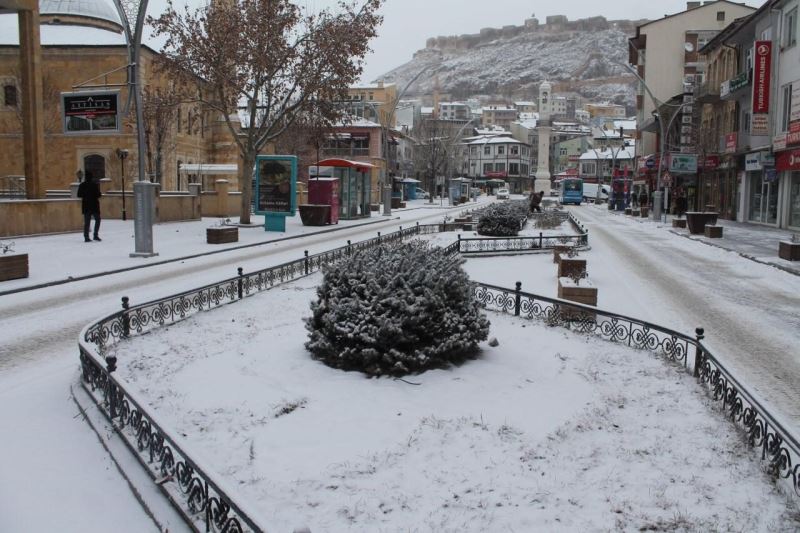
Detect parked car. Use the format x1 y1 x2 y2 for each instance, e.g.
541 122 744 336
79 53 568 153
496 188 510 199
415 187 430 199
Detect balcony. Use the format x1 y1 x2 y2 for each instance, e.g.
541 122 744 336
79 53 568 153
695 82 720 104
320 147 371 158
720 70 751 100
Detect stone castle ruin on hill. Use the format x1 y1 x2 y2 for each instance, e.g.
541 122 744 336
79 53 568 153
418 15 646 56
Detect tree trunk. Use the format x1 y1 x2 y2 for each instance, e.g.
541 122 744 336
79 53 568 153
240 151 255 224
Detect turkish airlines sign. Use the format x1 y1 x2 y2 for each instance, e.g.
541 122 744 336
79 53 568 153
753 41 772 114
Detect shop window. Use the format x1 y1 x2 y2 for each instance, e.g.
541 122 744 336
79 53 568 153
483 163 492 173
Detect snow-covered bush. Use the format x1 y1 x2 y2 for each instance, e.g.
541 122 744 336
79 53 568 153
305 241 490 376
477 202 527 236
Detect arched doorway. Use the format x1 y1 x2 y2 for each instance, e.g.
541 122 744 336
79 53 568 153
83 154 106 180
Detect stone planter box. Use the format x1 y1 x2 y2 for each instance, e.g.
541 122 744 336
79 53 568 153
624 208 632 215
558 257 587 279
631 209 640 217
206 226 238 244
704 224 723 238
391 197 402 209
0 253 28 281
639 207 649 218
779 240 800 261
553 244 574 264
686 211 718 234
672 219 687 228
298 204 330 226
370 204 380 212
557 277 597 320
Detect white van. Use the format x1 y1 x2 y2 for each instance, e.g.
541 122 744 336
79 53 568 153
582 183 610 202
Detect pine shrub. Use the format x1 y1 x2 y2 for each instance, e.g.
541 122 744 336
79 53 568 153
305 241 490 376
477 201 528 236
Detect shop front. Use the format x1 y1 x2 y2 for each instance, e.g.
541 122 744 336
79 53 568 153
788 172 800 229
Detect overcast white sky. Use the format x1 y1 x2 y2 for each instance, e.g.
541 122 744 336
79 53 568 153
302 0 762 82
145 0 762 82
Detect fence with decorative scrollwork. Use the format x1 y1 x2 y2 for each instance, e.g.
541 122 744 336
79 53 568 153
78 218 799 532
458 211 588 254
473 281 800 500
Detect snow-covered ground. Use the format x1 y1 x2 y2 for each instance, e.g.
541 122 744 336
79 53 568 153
109 267 800 531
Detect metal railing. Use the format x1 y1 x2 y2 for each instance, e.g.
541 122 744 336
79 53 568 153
458 211 588 254
78 217 800 532
473 281 800 499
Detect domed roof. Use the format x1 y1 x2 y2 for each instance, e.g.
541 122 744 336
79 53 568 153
40 0 120 25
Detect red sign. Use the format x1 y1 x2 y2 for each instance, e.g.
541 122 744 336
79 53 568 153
702 155 720 169
725 133 738 153
776 149 800 171
753 41 772 113
790 121 800 134
485 171 508 178
789 129 800 147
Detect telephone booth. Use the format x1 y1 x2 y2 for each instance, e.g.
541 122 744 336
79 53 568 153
315 158 373 220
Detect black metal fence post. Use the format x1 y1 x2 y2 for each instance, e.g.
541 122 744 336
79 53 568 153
514 281 522 316
458 233 462 253
121 296 130 338
416 221 419 235
304 250 309 275
693 327 705 377
377 231 381 244
399 226 403 242
237 267 243 299
539 232 543 249
347 240 351 256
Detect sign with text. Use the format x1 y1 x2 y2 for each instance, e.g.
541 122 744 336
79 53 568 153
776 149 800 171
751 113 769 136
752 41 772 113
725 133 738 153
254 155 297 216
701 155 720 169
62 91 120 134
774 133 787 151
668 153 697 174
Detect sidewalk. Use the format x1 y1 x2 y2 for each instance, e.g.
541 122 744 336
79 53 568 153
0 197 488 295
604 205 800 276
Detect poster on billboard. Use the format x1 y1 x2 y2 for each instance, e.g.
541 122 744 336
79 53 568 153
668 153 698 174
254 155 297 216
751 113 769 136
62 91 120 134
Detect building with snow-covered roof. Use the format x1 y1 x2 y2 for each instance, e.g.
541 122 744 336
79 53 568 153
481 104 518 130
0 0 240 197
460 135 531 193
438 102 470 121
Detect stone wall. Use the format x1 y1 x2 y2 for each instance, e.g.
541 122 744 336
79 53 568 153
423 16 643 52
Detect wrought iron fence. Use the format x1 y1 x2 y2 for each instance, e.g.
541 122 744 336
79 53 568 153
457 211 588 254
473 281 800 499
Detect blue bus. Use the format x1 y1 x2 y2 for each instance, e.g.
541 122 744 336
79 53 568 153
558 178 583 205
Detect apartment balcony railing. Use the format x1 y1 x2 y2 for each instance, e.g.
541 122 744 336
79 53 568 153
320 148 371 157
695 82 721 104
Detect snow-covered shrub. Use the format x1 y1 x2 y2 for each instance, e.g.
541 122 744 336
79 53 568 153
305 241 490 376
477 202 527 236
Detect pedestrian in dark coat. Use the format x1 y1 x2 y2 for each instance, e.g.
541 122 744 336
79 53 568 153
77 170 102 242
529 190 544 213
638 190 648 207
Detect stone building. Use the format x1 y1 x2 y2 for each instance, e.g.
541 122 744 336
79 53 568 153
0 0 238 196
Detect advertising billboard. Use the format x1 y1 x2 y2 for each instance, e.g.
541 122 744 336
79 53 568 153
668 153 698 174
62 91 120 134
254 155 297 216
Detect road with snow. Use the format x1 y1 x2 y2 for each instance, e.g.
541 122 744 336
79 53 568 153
2 199 799 531
571 205 800 431
0 206 466 533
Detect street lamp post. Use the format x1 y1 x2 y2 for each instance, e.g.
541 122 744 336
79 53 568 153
116 148 129 220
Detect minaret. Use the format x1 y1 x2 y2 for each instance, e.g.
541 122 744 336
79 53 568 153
535 80 552 195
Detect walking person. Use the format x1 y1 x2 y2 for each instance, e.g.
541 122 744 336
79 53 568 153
77 170 102 242
529 189 544 213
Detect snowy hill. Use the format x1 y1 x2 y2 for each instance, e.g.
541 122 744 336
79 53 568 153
378 16 645 110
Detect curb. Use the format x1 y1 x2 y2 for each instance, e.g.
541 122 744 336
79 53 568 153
0 216 392 297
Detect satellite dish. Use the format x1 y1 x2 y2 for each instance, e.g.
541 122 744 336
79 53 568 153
684 42 695 52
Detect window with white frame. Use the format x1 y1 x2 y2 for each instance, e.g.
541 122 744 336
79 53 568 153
510 145 519 155
783 84 794 132
785 8 797 48
483 163 493 173
484 145 491 155
497 145 505 155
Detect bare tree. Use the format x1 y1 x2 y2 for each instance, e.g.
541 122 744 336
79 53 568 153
150 0 383 223
141 86 183 185
414 118 450 200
